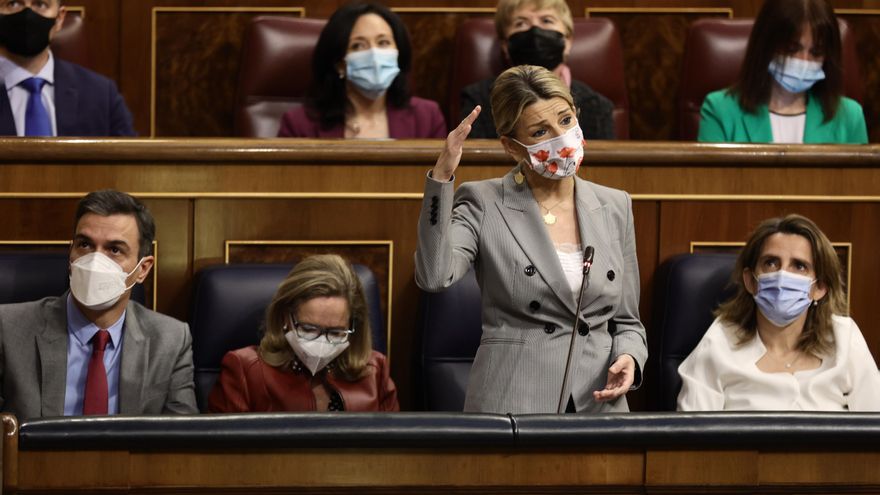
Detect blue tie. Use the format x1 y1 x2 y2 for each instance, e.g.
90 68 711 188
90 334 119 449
20 77 52 137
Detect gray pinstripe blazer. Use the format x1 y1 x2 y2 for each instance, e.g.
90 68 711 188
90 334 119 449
0 295 198 420
415 168 647 414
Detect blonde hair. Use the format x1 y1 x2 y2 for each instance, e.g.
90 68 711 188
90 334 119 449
259 254 373 381
490 64 576 137
716 214 845 357
494 0 574 39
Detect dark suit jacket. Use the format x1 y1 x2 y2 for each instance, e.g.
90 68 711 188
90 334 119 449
0 58 135 137
277 96 446 138
461 78 614 140
0 295 197 420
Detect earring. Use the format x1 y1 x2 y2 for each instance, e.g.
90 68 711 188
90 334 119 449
338 72 345 79
514 164 525 185
813 300 818 307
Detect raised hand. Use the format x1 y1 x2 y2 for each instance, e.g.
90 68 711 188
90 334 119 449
431 106 481 182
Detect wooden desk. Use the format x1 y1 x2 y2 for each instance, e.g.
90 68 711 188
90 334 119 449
3 412 879 494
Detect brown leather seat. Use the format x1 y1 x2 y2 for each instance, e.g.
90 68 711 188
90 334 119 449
234 16 326 138
677 18 863 141
449 17 629 139
51 13 88 67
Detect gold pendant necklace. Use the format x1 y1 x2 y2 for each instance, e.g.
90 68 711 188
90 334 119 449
539 199 564 225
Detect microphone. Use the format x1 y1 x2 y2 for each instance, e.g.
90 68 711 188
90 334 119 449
582 246 595 276
557 246 595 413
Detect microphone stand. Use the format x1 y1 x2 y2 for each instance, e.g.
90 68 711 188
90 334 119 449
556 246 594 413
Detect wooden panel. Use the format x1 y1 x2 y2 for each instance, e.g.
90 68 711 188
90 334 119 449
837 11 880 143
64 1 121 82
151 7 304 137
17 451 130 489
393 9 495 126
646 450 759 485
587 9 731 141
10 445 880 493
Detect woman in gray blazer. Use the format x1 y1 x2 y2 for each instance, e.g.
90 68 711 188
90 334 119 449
416 65 647 414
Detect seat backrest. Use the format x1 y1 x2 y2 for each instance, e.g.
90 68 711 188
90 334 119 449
650 253 738 411
51 13 88 67
0 252 146 306
677 18 864 141
234 16 326 137
449 17 629 139
418 267 482 411
189 263 387 412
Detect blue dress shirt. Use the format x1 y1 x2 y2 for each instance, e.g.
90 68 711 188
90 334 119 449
64 294 125 415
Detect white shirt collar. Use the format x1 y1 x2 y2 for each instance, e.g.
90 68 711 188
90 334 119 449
0 50 55 91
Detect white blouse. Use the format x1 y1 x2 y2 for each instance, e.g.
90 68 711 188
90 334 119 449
769 111 806 144
556 243 584 296
677 315 880 411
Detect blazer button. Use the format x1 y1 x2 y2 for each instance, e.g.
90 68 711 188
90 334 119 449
524 265 537 276
529 300 541 312
607 270 615 281
578 322 590 336
544 323 556 334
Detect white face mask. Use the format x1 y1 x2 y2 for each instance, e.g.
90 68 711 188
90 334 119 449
284 329 350 375
512 123 585 180
69 252 143 311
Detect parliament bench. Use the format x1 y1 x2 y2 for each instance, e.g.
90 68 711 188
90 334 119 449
4 412 880 493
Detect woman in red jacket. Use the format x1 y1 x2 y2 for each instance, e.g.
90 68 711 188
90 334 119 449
209 254 398 412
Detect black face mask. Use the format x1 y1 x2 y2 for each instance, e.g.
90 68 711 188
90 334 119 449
506 26 566 70
0 8 57 58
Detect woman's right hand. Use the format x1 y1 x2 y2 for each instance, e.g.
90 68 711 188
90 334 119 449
432 106 481 182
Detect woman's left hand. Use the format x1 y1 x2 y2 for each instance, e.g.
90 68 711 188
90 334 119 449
593 354 635 402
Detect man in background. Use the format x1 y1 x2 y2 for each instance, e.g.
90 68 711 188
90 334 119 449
0 0 135 136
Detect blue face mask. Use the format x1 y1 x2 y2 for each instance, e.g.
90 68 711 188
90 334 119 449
344 48 400 100
768 56 825 94
753 270 815 327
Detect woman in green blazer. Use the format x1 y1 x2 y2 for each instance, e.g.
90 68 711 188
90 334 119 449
698 0 867 144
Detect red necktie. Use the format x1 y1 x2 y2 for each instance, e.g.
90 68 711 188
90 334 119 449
83 329 111 415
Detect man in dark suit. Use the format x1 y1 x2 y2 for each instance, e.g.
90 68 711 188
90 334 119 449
0 0 134 136
0 190 197 420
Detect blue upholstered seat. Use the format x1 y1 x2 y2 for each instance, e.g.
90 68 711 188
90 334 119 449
650 253 738 410
417 267 482 411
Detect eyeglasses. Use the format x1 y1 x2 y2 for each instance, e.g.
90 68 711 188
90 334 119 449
290 315 355 344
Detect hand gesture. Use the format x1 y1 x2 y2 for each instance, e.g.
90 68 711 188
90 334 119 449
432 106 481 182
593 354 635 402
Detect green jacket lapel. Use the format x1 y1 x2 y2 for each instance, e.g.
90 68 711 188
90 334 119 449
803 92 826 143
742 104 773 143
